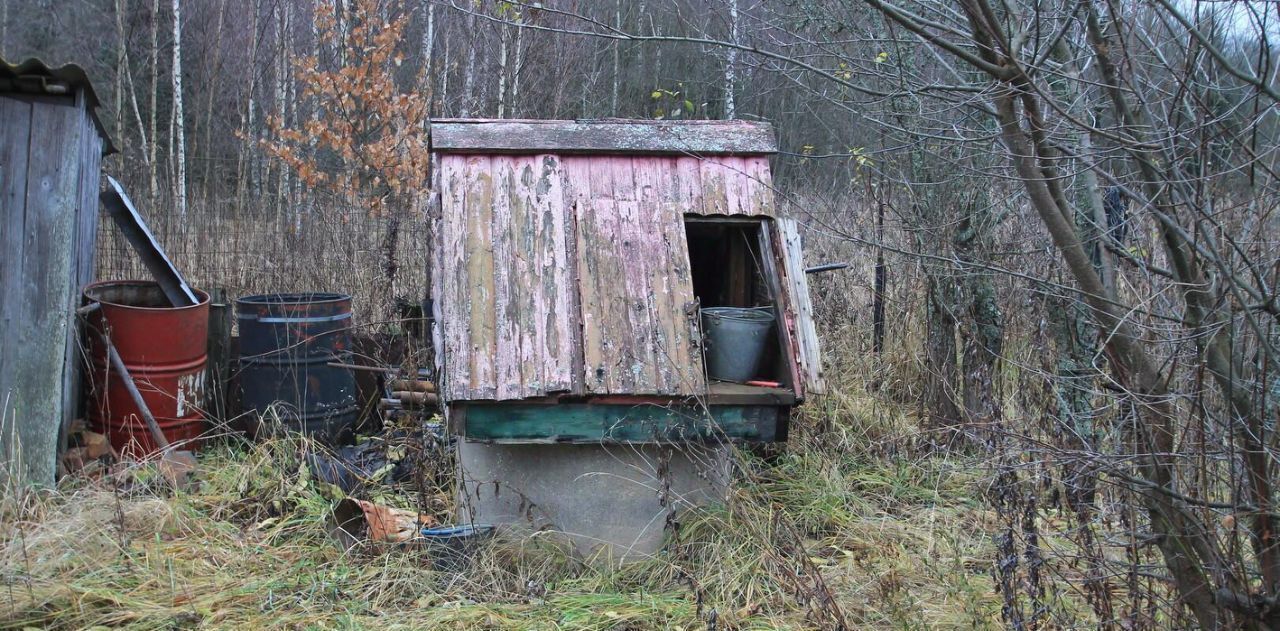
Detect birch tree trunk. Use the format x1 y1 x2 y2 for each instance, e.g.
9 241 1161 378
419 0 436 116
611 1 621 114
200 0 227 206
510 16 523 117
496 21 508 118
123 52 150 161
461 10 477 116
171 0 187 218
114 0 127 151
274 2 290 216
337 0 348 65
149 0 160 206
724 0 738 119
440 24 450 115
237 0 260 206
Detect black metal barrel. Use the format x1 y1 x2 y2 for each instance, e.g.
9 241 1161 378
236 293 358 443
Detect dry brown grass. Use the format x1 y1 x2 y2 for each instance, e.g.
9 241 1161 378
0 384 1012 630
24 192 1029 629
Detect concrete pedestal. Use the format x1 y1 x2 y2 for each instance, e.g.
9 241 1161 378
456 442 731 560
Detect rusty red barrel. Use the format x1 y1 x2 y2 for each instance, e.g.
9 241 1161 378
84 280 210 458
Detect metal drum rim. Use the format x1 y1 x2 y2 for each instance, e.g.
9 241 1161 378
237 352 347 366
236 292 351 306
83 279 211 312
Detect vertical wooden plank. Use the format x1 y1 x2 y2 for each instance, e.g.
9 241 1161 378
75 106 102 288
508 156 540 398
573 157 604 392
463 155 497 399
632 159 674 393
490 155 522 400
564 157 607 393
669 158 708 390
0 96 33 484
716 156 750 216
661 157 708 392
0 97 32 385
12 101 80 486
586 157 635 392
611 156 657 392
746 156 776 217
639 199 672 394
60 101 103 455
666 162 706 394
733 155 766 217
777 216 825 394
429 154 447 401
673 156 705 216
438 154 471 400
533 154 576 393
700 157 730 216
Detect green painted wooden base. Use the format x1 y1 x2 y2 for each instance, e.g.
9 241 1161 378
458 403 784 443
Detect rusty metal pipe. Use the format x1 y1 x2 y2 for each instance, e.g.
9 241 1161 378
391 391 438 406
328 361 397 374
86 314 168 450
804 262 849 274
389 379 436 393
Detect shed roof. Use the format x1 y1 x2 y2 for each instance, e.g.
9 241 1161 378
0 56 114 154
431 119 776 156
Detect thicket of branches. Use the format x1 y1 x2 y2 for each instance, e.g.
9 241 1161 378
5 0 1280 627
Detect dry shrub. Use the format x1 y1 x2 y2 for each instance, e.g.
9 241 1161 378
94 192 428 328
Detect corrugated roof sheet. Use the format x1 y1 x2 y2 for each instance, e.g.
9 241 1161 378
0 56 115 154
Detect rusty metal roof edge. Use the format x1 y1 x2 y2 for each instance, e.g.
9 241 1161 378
1 56 116 155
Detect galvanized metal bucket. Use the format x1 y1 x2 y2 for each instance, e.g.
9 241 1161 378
700 306 776 383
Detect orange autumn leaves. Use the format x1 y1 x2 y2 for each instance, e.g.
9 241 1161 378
260 0 429 218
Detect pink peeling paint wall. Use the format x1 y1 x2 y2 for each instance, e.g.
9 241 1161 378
432 149 814 402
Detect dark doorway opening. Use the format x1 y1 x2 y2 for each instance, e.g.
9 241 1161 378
684 219 769 309
683 217 793 389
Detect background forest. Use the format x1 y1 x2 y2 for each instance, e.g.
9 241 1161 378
4 0 1280 628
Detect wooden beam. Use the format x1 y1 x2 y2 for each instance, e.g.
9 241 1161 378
459 402 782 443
431 119 777 156
100 175 198 307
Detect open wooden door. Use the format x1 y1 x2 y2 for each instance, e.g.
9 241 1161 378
774 216 825 395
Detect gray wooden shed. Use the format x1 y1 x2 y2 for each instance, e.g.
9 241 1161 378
0 58 111 487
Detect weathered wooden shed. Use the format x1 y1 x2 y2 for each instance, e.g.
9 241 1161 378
430 119 823 442
431 119 823 556
0 58 112 487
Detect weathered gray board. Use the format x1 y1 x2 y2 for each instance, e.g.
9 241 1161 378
432 119 778 155
101 176 197 306
0 91 103 487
